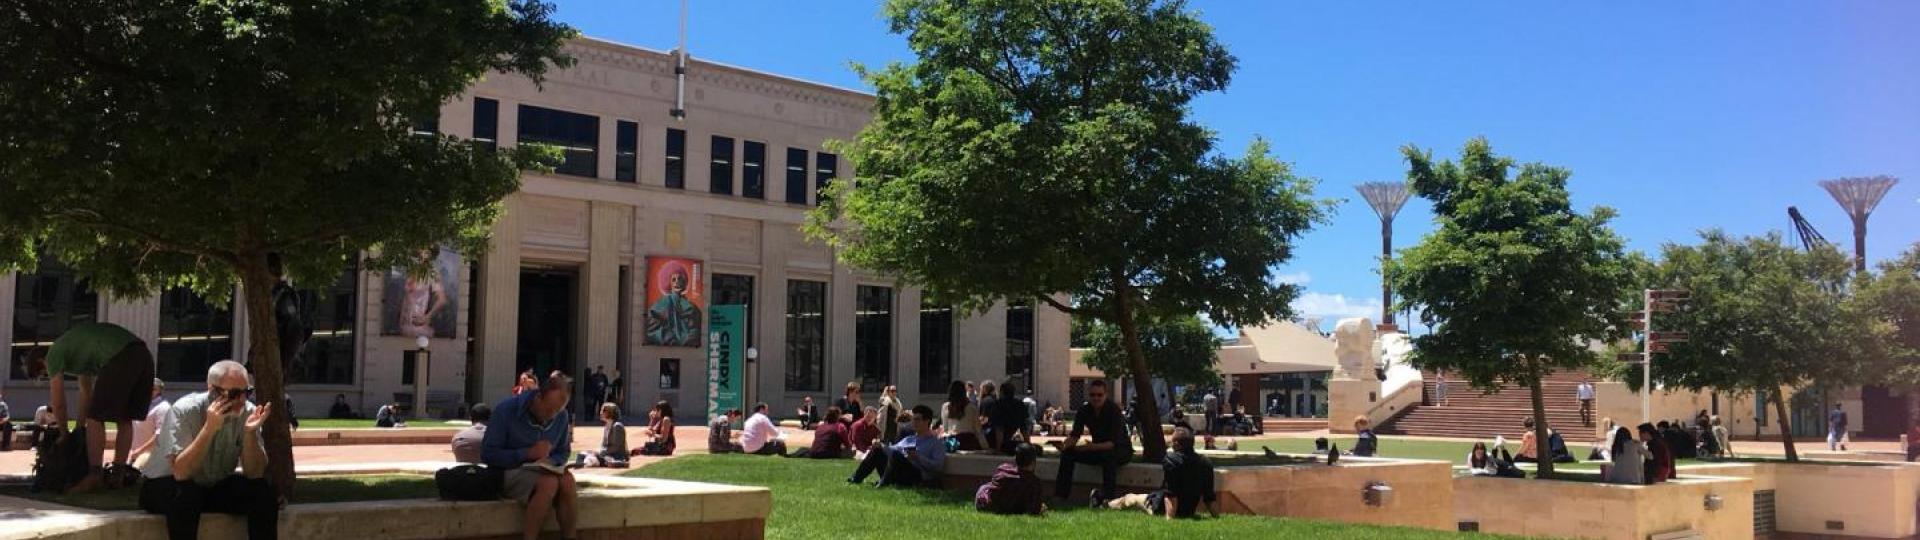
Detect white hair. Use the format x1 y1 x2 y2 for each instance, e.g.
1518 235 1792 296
153 378 165 391
206 360 251 387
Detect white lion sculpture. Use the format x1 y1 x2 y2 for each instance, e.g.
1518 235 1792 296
1332 317 1377 380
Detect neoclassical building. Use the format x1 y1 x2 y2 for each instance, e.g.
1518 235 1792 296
1 37 1071 421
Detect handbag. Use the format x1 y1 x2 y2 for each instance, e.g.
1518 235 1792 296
434 464 504 501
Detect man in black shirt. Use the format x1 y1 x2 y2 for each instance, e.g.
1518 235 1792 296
1052 379 1133 503
1105 427 1218 519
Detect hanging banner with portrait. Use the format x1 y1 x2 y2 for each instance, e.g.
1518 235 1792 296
643 256 705 347
381 247 461 339
706 304 745 422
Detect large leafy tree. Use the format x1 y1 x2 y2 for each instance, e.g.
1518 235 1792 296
807 0 1330 459
1079 315 1222 389
1388 138 1635 478
1651 233 1898 460
1859 244 1920 419
0 0 574 496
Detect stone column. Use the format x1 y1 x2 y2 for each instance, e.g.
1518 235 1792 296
474 194 525 405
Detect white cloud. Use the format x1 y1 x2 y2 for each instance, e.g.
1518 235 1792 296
1291 292 1381 321
1272 271 1312 286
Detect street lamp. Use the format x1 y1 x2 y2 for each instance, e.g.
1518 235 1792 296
413 335 430 420
1356 181 1411 330
1819 175 1898 273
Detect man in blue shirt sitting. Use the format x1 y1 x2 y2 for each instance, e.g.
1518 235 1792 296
482 371 577 540
846 405 945 488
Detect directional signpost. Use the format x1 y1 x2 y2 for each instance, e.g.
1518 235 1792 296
1641 289 1690 422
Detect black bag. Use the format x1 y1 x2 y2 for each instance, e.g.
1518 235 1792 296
434 464 504 501
31 427 89 493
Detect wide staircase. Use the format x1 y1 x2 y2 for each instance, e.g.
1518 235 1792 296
1262 417 1328 433
1375 370 1599 443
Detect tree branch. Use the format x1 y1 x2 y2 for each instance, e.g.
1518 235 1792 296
55 209 236 264
1039 295 1086 316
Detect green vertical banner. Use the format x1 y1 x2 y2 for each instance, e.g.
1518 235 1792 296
707 304 746 422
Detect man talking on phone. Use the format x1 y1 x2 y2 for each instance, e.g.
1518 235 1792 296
483 371 578 540
147 360 276 539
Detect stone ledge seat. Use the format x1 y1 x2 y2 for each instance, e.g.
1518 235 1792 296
4 467 771 540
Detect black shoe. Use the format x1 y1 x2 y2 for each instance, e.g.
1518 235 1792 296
1088 489 1104 509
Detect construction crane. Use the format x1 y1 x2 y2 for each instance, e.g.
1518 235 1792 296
1787 206 1831 252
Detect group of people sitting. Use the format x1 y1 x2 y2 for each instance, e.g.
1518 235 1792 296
1456 414 1733 484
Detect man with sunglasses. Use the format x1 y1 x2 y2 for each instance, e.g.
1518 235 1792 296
1052 379 1133 506
483 371 579 540
148 360 276 539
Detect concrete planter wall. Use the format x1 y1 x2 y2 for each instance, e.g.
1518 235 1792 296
940 452 1455 530
1453 475 1754 540
1686 460 1920 539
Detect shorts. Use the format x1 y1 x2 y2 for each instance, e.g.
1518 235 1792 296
87 343 154 423
501 467 548 503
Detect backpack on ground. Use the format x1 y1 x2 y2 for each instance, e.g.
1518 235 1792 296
434 464 504 501
31 427 89 493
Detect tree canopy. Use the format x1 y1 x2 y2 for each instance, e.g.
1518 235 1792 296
1079 315 1222 388
0 0 575 495
807 0 1331 458
1648 232 1898 460
1388 137 1635 477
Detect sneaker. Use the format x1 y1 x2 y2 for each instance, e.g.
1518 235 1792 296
1088 489 1105 509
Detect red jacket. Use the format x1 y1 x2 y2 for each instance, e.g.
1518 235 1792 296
851 417 881 453
974 462 1045 515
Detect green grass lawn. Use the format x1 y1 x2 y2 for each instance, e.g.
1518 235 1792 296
295 418 455 429
0 474 438 511
1234 437 1700 472
625 454 1533 539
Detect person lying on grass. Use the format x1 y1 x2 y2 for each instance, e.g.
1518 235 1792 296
975 443 1046 516
1102 427 1217 519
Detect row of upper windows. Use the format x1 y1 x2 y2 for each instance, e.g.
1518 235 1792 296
464 97 839 205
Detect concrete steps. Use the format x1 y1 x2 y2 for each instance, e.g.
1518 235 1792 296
1261 418 1328 433
1378 370 1601 442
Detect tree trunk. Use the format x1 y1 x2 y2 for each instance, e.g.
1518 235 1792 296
238 254 296 501
1774 385 1797 462
1528 358 1554 478
1113 279 1164 461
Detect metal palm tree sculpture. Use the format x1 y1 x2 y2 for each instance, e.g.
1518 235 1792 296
1819 175 1899 272
1357 181 1412 328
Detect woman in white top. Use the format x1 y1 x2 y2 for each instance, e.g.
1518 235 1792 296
939 381 983 450
1603 426 1648 484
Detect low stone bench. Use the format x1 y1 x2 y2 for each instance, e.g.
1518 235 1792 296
7 470 770 540
938 450 1455 530
5 427 466 451
1453 474 1753 540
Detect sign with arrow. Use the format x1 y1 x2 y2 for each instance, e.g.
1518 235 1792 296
1649 341 1671 353
1649 331 1690 342
1617 352 1646 364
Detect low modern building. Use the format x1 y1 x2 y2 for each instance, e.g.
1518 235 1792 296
0 37 1071 422
1068 320 1334 418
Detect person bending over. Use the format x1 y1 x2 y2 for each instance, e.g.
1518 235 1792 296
848 405 947 488
45 323 155 492
975 443 1046 516
1105 427 1217 519
143 360 276 540
482 372 579 540
1050 379 1133 505
451 403 491 464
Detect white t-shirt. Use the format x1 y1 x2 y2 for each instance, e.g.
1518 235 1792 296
138 401 178 479
740 412 783 453
132 397 168 451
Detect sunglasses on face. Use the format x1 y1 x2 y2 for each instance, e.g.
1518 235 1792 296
213 386 253 401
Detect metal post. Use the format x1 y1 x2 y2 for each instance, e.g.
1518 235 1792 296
1642 289 1652 423
1380 219 1394 327
671 0 689 120
413 348 430 420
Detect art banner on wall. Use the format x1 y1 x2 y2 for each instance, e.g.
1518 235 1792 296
381 247 460 339
644 256 705 347
707 304 745 422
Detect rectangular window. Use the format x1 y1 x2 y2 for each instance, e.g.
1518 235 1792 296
659 358 681 389
665 128 686 189
784 280 826 392
157 288 234 383
742 141 766 200
855 285 893 392
785 148 809 204
709 135 735 195
815 153 839 205
472 98 498 150
615 120 638 183
712 274 754 346
918 302 954 394
516 104 599 178
288 263 359 385
1005 301 1035 392
9 254 99 380
402 350 420 386
411 113 439 137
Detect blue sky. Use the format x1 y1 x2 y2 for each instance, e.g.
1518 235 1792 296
552 1 1920 332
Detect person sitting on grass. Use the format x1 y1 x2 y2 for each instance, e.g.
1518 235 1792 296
451 403 491 464
1104 427 1217 519
708 409 745 454
742 403 788 456
144 360 277 540
1514 417 1541 463
1050 379 1133 505
787 406 852 459
1546 426 1577 463
632 401 676 456
1350 416 1379 457
796 396 820 430
580 403 626 467
847 405 946 488
482 371 579 540
850 406 881 458
375 402 405 428
975 443 1046 516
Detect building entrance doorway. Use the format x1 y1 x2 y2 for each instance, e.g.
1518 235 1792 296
517 268 577 389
